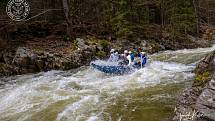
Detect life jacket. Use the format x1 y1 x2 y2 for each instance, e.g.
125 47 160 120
108 53 119 62
113 53 119 61
130 53 135 62
141 55 147 65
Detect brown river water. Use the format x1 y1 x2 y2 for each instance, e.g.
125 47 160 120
0 45 214 121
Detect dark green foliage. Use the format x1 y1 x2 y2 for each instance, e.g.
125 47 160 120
95 51 106 58
106 0 150 39
167 0 197 39
0 0 9 8
1 0 199 43
194 71 211 87
100 40 109 50
97 0 197 41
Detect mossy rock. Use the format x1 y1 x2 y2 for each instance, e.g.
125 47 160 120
87 36 98 44
147 40 163 53
0 63 13 77
194 71 211 87
70 42 78 52
99 40 109 50
86 36 110 51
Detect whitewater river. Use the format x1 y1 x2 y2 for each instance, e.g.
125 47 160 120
0 45 215 121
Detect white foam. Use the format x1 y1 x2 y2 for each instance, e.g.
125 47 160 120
155 44 215 55
91 60 119 66
86 116 99 121
56 95 99 121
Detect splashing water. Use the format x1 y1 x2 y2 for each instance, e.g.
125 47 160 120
91 60 119 66
0 45 214 121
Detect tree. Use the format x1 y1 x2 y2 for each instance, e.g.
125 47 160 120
193 0 200 34
62 0 73 40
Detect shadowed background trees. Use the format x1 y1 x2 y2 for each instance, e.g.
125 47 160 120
0 0 215 45
60 0 215 41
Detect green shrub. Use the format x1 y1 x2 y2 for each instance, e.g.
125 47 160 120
194 71 210 86
100 40 109 50
70 42 77 51
96 51 106 58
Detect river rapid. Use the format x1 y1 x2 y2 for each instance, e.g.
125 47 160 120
0 45 215 121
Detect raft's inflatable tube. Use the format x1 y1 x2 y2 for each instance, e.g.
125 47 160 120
91 63 133 74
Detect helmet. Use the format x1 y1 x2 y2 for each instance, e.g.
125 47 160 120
124 50 128 54
141 52 145 55
110 49 115 53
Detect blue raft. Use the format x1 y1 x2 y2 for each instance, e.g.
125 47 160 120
91 63 133 74
91 57 147 74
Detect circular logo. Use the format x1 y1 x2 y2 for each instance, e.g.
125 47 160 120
6 0 30 21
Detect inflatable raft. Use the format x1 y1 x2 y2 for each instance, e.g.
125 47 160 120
91 62 134 74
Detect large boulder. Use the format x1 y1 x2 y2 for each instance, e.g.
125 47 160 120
195 75 215 121
195 50 215 74
173 50 215 121
0 40 99 77
76 38 89 49
12 47 37 66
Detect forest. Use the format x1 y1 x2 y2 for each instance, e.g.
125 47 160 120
0 0 215 43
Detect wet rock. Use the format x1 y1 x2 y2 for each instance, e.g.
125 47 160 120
0 37 105 77
173 50 215 121
2 50 15 65
0 63 17 77
12 47 36 66
195 75 215 121
76 38 89 49
35 60 44 71
195 50 215 74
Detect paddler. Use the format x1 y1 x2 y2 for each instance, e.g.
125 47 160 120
108 49 119 62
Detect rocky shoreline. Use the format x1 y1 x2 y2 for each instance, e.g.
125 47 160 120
1 36 214 78
1 40 212 78
0 37 112 77
173 50 215 121
0 47 95 77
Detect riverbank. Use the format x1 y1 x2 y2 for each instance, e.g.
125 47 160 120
173 49 215 121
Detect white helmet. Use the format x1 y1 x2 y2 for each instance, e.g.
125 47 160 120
110 49 115 53
141 52 146 55
124 50 128 54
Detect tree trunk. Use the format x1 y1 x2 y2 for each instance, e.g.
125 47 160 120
193 0 200 34
160 0 164 28
62 0 73 40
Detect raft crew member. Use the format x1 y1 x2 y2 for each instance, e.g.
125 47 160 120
118 50 129 65
137 47 143 57
108 49 119 62
132 51 147 68
127 51 135 66
140 52 147 67
120 50 128 58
